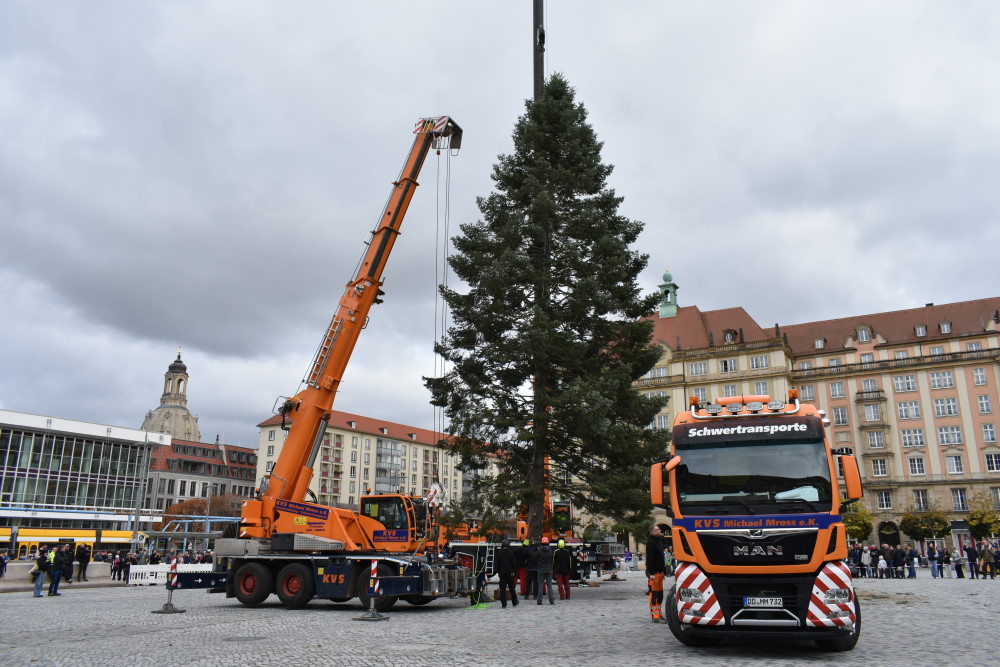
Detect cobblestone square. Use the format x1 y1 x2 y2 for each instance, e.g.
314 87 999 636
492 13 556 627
2 572 998 666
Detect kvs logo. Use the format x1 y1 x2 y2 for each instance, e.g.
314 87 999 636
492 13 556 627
693 519 721 529
321 574 347 585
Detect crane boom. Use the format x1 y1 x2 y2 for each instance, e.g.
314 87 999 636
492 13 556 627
240 116 462 540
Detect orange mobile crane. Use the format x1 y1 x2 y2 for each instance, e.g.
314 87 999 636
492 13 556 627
650 392 864 651
209 116 473 611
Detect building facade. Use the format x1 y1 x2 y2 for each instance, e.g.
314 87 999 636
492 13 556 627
0 409 164 532
257 411 465 509
146 437 258 512
638 270 1000 548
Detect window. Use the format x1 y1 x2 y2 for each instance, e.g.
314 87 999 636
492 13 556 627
992 488 1000 510
719 358 738 373
266 445 274 457
860 353 874 364
268 430 275 441
266 462 275 473
912 489 928 509
951 488 968 511
723 384 738 397
915 325 927 337
349 481 356 493
901 428 925 447
364 453 370 465
930 346 945 356
723 330 736 343
830 382 845 398
895 350 909 360
939 426 963 446
940 322 952 334
689 362 707 376
877 490 892 510
868 431 885 448
755 381 768 395
894 375 917 392
909 458 925 476
800 361 813 370
872 459 888 476
934 398 959 417
978 395 993 415
365 439 371 450
179 480 187 496
750 355 769 370
984 424 997 444
363 468 369 480
985 453 1000 472
857 328 871 342
897 401 921 420
350 451 357 463
865 404 882 422
352 436 358 448
973 368 987 385
930 371 955 389
833 407 849 426
862 379 878 392
829 358 842 367
800 385 815 400
693 387 707 402
350 466 357 478
967 342 982 352
815 338 826 349
946 455 964 473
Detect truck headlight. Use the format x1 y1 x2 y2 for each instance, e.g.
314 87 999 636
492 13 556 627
679 587 704 603
824 588 851 604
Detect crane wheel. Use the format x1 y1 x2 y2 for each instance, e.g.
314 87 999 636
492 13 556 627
276 562 316 609
355 563 398 612
403 595 434 606
234 562 274 606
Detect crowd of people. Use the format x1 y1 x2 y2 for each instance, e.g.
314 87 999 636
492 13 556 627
847 541 1000 579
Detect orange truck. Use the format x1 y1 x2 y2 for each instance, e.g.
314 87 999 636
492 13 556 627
650 392 864 651
205 117 474 611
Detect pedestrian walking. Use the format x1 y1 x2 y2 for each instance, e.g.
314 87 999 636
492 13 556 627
32 546 50 597
646 524 667 623
525 540 539 599
535 537 555 605
495 540 519 609
553 539 572 600
75 543 92 581
48 544 71 596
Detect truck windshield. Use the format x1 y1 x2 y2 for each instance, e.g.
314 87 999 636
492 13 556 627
674 439 833 514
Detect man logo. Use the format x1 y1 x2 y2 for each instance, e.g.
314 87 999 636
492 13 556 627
734 545 782 556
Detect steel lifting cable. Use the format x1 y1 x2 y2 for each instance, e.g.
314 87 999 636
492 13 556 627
432 142 453 502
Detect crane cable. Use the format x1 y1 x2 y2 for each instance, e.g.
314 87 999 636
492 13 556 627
432 142 453 506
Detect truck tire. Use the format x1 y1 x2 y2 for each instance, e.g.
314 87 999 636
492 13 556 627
234 562 274 606
275 563 315 609
664 585 722 647
355 563 398 612
815 600 861 652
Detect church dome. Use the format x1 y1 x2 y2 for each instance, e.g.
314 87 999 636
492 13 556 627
169 353 187 373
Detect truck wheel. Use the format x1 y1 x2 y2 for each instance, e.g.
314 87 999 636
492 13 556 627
664 585 722 647
234 562 274 606
403 595 434 606
816 601 861 652
355 564 398 612
275 563 315 609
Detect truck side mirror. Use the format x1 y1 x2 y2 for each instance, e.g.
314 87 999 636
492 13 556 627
841 455 863 501
650 456 681 507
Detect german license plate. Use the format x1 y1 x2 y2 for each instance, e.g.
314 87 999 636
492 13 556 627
744 596 782 607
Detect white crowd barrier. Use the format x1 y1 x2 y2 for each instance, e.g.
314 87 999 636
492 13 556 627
128 563 213 586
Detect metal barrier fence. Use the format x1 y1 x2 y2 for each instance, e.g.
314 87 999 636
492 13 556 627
128 564 213 586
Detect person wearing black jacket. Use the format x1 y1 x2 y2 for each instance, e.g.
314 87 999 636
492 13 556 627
646 525 667 622
75 543 92 581
495 540 519 608
32 547 50 597
553 539 573 600
49 544 71 596
525 541 539 599
535 537 555 605
514 540 529 595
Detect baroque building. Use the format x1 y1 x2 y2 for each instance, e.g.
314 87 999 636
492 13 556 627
141 350 201 442
257 411 466 510
637 269 1000 549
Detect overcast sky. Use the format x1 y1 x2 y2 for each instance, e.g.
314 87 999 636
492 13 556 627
2 1 998 448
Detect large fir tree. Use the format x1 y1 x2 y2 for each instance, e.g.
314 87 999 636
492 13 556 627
425 75 668 539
